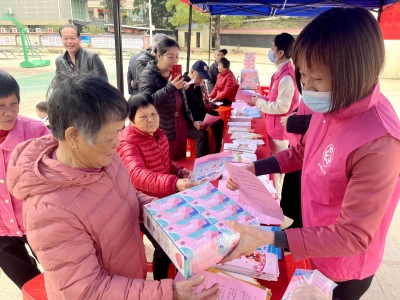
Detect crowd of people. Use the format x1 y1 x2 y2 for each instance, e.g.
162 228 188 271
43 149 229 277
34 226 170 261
0 6 399 300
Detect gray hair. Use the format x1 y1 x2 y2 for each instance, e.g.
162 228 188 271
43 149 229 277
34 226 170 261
59 24 80 37
47 73 128 145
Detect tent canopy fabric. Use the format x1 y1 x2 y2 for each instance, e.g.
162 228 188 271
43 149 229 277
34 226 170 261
189 0 398 16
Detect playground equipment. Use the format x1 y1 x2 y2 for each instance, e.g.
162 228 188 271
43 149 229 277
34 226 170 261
0 13 50 68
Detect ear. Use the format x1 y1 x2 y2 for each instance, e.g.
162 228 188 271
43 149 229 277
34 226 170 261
64 127 79 148
157 53 162 61
278 49 285 60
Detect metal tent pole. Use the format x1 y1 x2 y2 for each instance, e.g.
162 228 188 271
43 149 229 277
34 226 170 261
208 15 211 65
186 4 193 73
149 0 153 44
113 0 123 93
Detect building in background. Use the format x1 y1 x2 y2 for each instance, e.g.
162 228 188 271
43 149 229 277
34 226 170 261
0 0 88 31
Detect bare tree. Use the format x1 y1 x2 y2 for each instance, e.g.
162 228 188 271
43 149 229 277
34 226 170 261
214 15 221 49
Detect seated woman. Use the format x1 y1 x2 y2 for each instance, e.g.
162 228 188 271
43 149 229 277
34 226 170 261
118 93 200 281
118 93 199 198
209 57 238 106
7 73 219 300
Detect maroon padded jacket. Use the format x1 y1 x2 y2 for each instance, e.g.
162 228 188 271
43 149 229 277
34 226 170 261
117 125 183 198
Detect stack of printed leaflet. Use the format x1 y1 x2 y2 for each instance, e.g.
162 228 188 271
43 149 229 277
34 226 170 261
174 267 272 300
215 226 281 281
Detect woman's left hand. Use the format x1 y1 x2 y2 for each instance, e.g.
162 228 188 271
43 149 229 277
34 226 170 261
181 168 192 179
280 115 290 128
250 95 258 106
210 98 217 102
219 221 274 264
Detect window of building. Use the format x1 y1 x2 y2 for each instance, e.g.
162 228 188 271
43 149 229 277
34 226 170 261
71 0 88 20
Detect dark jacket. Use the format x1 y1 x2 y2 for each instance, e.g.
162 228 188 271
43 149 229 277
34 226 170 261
183 72 207 121
55 48 108 80
206 61 219 93
138 60 193 141
127 51 145 94
136 51 155 80
183 72 218 121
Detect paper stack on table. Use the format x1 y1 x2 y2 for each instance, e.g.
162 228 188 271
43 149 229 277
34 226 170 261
233 139 265 146
216 243 280 281
223 143 257 154
230 131 263 139
227 121 251 128
228 127 255 133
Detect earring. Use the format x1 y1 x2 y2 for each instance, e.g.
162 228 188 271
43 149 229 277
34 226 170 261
71 146 74 153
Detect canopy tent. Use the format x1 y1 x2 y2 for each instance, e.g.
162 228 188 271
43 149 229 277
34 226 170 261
110 0 398 93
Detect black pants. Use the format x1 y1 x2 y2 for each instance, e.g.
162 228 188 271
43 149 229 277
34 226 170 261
280 169 303 228
187 126 209 158
0 235 41 289
219 99 232 106
211 119 224 153
140 223 172 280
333 274 374 300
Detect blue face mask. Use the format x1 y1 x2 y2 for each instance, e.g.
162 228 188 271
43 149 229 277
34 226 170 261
301 83 332 113
268 50 277 64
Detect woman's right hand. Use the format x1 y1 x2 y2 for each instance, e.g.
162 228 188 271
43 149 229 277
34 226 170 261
177 179 200 192
226 163 255 191
173 275 219 300
170 75 185 90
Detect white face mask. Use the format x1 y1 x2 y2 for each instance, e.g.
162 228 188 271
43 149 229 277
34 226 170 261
268 50 277 64
301 83 332 113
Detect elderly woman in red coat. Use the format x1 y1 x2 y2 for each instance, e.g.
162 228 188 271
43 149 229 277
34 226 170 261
117 93 200 281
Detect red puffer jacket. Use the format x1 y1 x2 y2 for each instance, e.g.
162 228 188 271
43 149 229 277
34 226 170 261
209 69 238 102
118 125 183 198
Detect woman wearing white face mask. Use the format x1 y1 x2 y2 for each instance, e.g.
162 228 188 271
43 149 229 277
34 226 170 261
250 33 299 200
225 8 400 300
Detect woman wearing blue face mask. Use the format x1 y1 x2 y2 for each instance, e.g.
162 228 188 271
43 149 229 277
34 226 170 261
250 33 299 200
225 7 400 300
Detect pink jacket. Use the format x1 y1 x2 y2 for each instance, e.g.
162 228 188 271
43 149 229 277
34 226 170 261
275 83 400 280
287 100 313 147
0 115 49 237
266 61 299 140
7 135 174 300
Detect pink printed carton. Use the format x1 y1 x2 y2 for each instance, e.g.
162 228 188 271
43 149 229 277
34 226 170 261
191 191 230 212
145 194 187 215
142 183 259 278
163 215 212 241
173 225 226 275
153 203 199 228
202 200 244 224
181 183 217 202
240 69 259 90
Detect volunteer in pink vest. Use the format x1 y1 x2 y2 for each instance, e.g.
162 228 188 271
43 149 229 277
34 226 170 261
0 70 50 289
225 7 400 300
250 33 299 200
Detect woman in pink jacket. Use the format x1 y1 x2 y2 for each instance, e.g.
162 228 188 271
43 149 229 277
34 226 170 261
225 8 400 300
7 73 219 300
0 70 50 289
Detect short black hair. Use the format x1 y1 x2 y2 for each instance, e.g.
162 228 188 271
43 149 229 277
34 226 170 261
274 33 295 59
0 69 20 103
156 38 180 55
48 73 128 144
218 57 230 69
36 101 47 113
293 7 384 112
127 93 154 122
59 24 80 37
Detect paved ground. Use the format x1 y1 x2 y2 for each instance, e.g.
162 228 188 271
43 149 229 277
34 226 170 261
0 51 399 299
